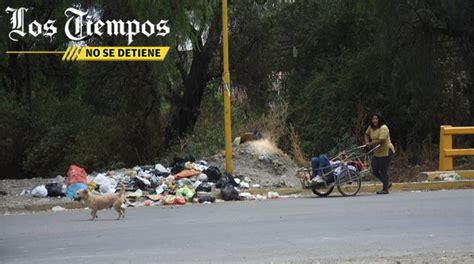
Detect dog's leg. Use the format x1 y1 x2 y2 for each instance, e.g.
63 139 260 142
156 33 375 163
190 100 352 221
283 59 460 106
90 209 97 220
114 205 122 220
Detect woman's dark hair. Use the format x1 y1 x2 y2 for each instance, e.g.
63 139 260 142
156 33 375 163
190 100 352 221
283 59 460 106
369 113 387 129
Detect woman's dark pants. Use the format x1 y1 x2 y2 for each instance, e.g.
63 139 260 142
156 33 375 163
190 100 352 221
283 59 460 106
371 150 393 191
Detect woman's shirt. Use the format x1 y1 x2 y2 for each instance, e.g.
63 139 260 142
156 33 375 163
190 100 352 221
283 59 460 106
365 124 395 157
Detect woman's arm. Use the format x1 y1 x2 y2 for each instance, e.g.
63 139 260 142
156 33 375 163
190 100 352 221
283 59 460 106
364 126 371 145
367 138 385 147
364 133 371 145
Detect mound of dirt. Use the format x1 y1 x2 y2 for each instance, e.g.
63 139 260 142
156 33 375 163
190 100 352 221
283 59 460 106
207 139 300 188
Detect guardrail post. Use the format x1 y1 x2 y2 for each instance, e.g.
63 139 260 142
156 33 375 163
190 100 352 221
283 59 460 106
439 125 453 170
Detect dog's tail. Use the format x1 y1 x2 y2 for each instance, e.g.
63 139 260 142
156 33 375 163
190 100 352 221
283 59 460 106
118 182 125 197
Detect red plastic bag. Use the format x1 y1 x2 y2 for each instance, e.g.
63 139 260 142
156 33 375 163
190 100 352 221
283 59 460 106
66 165 87 185
173 196 186 205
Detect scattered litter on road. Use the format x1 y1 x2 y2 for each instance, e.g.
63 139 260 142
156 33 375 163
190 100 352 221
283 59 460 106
143 200 153 207
51 206 66 212
267 191 280 199
239 192 255 200
439 172 461 181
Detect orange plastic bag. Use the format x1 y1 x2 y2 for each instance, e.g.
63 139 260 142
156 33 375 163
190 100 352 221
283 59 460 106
66 165 87 185
174 169 201 180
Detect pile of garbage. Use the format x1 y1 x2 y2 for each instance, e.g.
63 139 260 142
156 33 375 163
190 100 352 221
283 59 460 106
438 172 462 181
207 138 300 188
22 152 284 208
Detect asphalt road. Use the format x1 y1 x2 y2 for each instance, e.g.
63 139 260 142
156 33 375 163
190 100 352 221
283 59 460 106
1 190 473 263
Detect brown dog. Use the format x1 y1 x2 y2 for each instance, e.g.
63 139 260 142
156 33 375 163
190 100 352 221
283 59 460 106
76 183 126 220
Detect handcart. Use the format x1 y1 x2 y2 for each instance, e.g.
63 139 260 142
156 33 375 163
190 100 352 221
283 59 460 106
296 145 380 197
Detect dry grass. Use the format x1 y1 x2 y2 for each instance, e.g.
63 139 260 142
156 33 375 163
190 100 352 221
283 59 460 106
238 102 289 144
289 125 308 166
248 138 282 156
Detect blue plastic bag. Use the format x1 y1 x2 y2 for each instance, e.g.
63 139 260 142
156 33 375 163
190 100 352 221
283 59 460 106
66 183 88 199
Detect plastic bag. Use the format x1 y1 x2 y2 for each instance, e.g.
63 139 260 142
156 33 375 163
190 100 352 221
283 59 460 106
66 165 87 185
196 182 212 192
239 181 250 189
176 186 195 202
174 169 201 180
133 177 149 190
154 164 169 173
221 185 239 201
173 196 186 205
66 183 88 199
32 185 48 198
99 184 115 195
156 183 167 194
197 173 208 182
93 173 115 194
267 191 280 199
171 163 186 175
92 173 108 185
204 166 222 183
162 195 176 205
197 193 216 203
45 183 64 197
216 175 237 189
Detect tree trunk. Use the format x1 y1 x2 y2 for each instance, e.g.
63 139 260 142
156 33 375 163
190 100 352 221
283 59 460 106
164 10 222 145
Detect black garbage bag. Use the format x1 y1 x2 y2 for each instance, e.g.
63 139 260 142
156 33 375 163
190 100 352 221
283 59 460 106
150 169 170 177
133 177 148 190
215 177 227 189
215 174 238 189
140 165 155 170
196 182 212 192
169 155 196 167
184 154 196 163
221 185 240 201
45 183 64 197
171 163 186 175
197 192 216 203
204 166 223 183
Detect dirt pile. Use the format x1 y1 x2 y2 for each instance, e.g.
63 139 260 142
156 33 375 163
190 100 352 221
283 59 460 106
207 139 300 188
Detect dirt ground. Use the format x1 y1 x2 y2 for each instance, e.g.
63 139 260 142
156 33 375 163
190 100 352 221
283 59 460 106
207 139 301 188
0 178 82 213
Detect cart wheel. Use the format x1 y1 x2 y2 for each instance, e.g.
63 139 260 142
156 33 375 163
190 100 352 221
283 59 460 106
312 183 334 197
337 169 361 196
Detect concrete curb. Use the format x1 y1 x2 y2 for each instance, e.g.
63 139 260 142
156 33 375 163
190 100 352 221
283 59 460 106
1 201 86 214
360 180 474 193
3 180 473 214
247 180 474 196
420 170 474 181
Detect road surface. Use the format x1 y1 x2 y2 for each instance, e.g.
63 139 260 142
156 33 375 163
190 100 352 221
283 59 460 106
1 190 473 263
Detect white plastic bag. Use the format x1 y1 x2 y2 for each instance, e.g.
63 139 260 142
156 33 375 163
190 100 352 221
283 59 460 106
93 173 115 194
32 185 48 198
93 173 109 186
154 164 170 173
239 181 250 189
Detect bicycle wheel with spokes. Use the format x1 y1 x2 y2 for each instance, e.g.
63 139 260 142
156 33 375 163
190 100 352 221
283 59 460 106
337 169 361 196
312 183 334 197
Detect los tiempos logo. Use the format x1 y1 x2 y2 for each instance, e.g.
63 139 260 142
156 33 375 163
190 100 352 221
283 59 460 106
6 7 170 44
